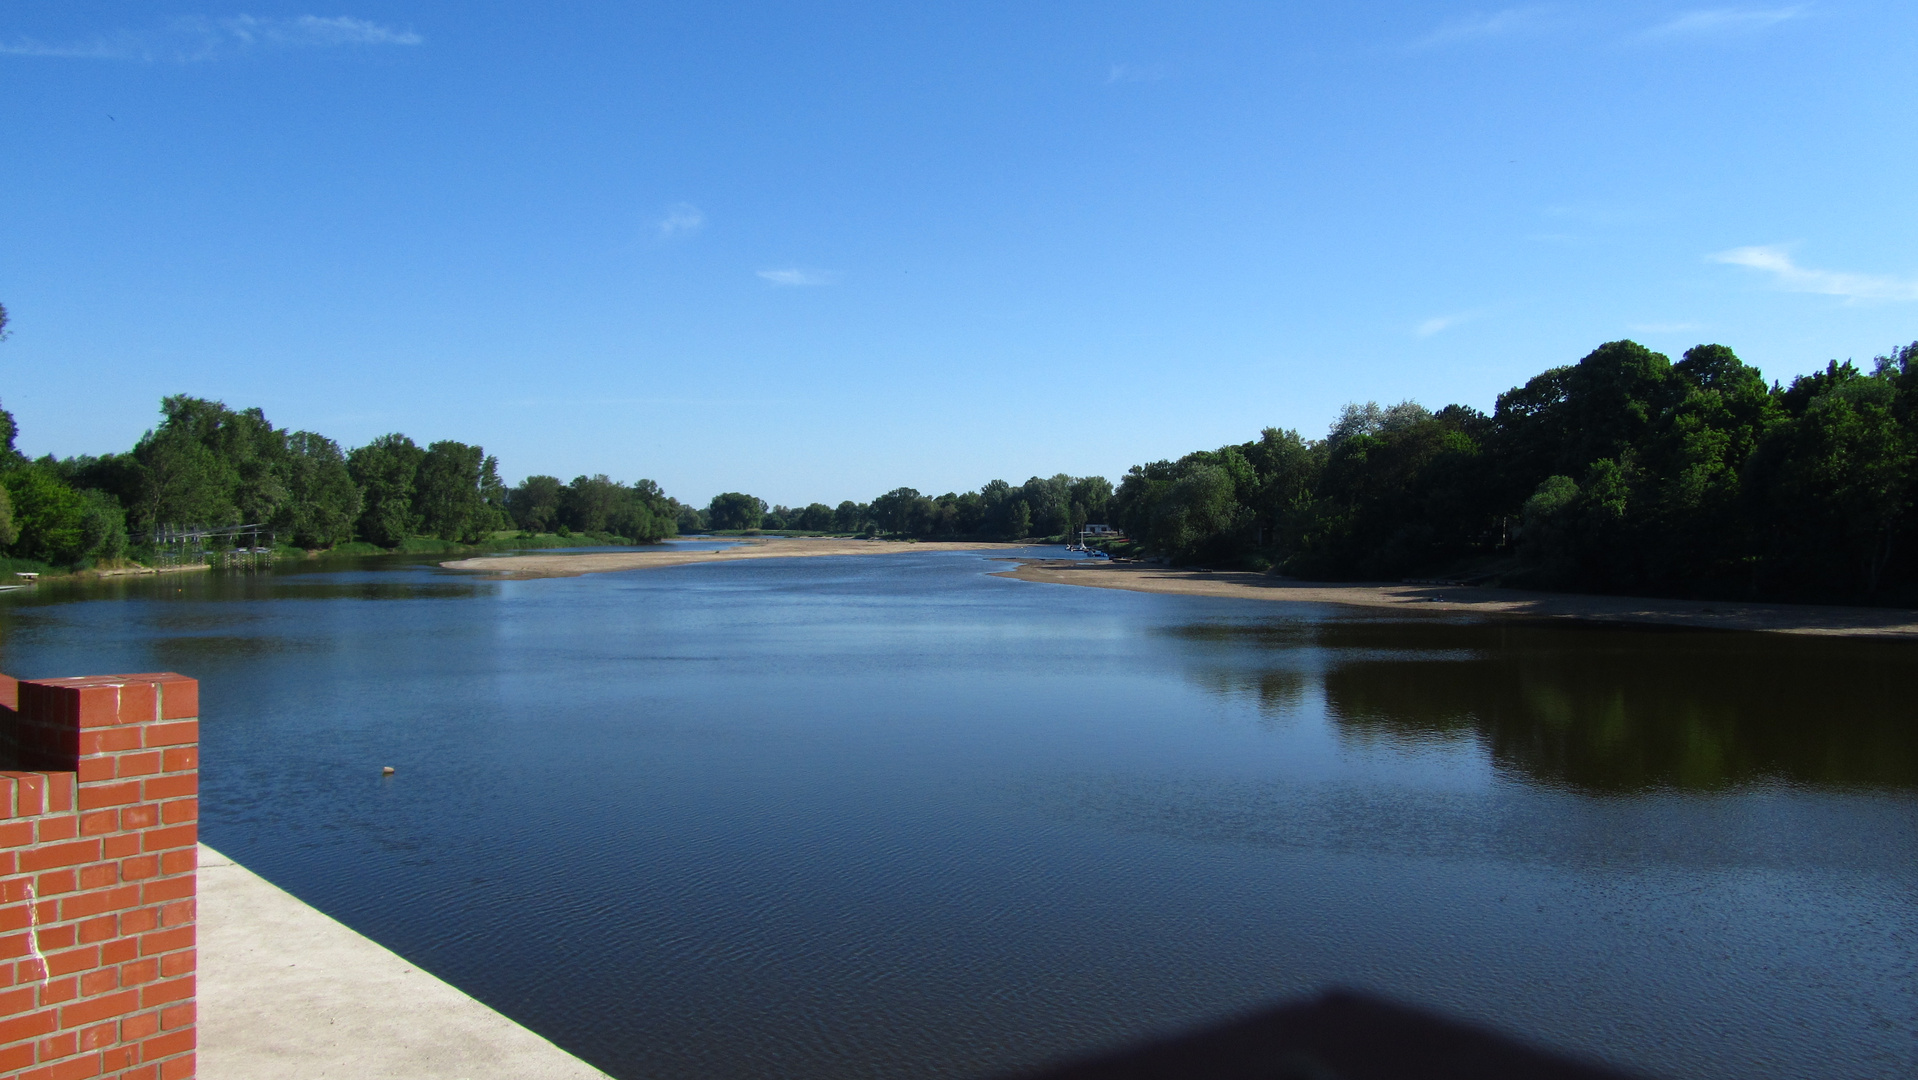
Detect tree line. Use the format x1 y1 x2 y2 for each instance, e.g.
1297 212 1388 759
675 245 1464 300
1111 339 1918 605
5 304 1912 608
692 475 1115 541
0 394 690 568
0 384 1113 571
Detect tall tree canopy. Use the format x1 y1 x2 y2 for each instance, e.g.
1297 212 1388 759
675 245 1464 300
707 492 767 531
1109 339 1918 605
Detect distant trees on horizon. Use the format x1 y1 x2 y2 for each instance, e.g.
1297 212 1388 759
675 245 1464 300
685 475 1117 542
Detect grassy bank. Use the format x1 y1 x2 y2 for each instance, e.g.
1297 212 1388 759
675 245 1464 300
314 529 667 559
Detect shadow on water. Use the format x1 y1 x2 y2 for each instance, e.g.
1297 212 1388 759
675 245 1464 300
1168 616 1917 791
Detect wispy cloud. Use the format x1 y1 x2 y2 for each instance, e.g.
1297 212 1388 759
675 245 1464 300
1642 7 1805 39
1416 310 1483 336
657 203 704 237
1711 245 1918 302
757 268 837 287
0 15 421 61
1409 7 1554 49
0 32 140 59
222 15 419 46
1106 62 1167 84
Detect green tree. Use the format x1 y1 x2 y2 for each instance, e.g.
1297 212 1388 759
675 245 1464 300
1516 474 1580 579
1017 475 1072 538
791 503 835 531
1625 344 1781 589
2 466 89 564
1068 475 1115 529
347 434 425 546
278 433 361 548
1115 451 1258 563
1492 340 1674 505
561 474 624 533
415 441 504 542
1749 361 1912 599
612 479 677 542
1241 427 1322 551
707 492 766 531
132 425 232 531
1292 403 1492 577
1005 499 1031 540
124 396 300 532
872 487 937 536
0 485 16 548
77 490 129 560
508 476 565 532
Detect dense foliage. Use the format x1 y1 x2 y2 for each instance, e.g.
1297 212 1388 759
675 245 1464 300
721 475 1116 541
503 473 681 542
0 394 688 568
1113 340 1918 604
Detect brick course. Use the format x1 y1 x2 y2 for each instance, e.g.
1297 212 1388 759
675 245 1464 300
0 673 197 1080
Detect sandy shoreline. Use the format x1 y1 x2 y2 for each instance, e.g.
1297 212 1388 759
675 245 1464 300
439 536 1032 578
999 559 1918 640
442 540 1918 640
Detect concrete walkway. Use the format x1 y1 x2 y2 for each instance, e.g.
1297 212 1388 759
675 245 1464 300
198 844 612 1080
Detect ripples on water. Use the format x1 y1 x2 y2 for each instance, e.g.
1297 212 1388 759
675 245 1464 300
0 551 1912 1080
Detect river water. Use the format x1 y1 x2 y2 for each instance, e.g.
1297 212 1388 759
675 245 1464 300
0 549 1912 1079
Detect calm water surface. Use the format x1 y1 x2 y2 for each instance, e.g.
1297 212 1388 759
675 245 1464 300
0 551 1912 1079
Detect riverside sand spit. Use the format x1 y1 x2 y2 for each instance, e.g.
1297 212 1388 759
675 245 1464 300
439 536 1021 577
1002 559 1918 640
443 539 1918 640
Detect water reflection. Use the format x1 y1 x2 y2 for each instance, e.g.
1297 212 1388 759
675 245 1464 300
1172 617 1917 791
1 557 493 611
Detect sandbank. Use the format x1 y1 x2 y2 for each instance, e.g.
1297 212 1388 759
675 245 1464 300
442 540 1918 639
439 536 1027 578
998 559 1918 640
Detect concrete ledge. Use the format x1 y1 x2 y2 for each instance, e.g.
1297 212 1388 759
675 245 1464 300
199 843 611 1080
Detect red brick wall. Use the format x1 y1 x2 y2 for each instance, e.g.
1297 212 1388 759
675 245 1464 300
0 673 199 1080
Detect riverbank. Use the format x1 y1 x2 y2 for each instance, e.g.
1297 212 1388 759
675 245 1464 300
440 536 1032 577
1000 559 1918 639
0 561 210 583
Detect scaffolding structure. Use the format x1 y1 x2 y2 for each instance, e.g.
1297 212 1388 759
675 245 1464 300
150 524 275 570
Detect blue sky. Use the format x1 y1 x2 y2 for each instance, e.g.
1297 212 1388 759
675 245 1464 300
3 2 1915 506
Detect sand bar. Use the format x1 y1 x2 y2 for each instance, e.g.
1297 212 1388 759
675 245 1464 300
440 536 1027 578
1000 559 1918 640
444 540 1918 639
